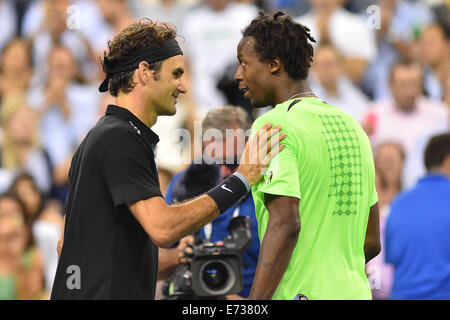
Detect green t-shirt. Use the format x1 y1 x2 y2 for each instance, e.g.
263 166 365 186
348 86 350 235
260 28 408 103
252 97 378 300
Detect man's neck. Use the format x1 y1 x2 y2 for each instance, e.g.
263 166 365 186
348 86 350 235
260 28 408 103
395 100 417 114
274 79 315 105
116 94 158 128
323 82 338 96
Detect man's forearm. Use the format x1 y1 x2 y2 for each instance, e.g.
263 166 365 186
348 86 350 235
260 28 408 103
131 194 220 248
249 223 299 299
167 194 220 242
158 248 180 280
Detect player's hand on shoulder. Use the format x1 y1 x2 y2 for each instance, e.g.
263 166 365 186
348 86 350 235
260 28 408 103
237 122 286 186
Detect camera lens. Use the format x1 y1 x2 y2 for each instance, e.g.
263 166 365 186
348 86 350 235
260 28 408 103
202 262 228 290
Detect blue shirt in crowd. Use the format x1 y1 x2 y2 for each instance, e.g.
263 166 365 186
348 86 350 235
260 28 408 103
385 174 450 300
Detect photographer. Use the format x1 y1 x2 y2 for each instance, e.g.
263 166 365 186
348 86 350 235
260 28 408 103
162 106 259 299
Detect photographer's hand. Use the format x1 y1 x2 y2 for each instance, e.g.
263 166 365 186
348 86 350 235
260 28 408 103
177 235 194 264
157 235 194 280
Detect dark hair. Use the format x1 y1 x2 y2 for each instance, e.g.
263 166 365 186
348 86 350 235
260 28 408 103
242 11 316 80
101 19 177 96
172 163 221 203
9 173 45 221
424 133 450 171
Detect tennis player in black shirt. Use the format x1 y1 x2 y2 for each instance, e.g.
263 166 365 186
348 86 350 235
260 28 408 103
50 20 285 299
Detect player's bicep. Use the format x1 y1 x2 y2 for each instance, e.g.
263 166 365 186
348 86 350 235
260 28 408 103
102 134 162 206
265 194 300 232
257 142 301 199
128 197 172 247
364 202 381 262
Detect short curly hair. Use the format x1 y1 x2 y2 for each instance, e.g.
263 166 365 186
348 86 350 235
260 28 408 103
242 11 316 80
101 19 178 96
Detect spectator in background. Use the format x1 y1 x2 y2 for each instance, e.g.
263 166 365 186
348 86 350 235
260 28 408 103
128 0 193 31
418 24 450 101
96 0 136 38
0 193 45 300
0 38 33 100
9 173 63 293
444 69 450 109
374 143 405 211
363 62 449 188
309 43 369 123
0 95 52 194
362 0 434 100
22 0 112 61
366 142 405 300
385 132 450 300
361 0 400 100
266 0 310 16
27 45 100 198
164 106 260 299
0 0 17 53
295 0 377 84
181 0 258 114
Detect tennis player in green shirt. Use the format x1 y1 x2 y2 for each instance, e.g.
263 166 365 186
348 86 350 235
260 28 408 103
234 11 381 300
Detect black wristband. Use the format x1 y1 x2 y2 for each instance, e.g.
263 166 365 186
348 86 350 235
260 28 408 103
206 174 249 214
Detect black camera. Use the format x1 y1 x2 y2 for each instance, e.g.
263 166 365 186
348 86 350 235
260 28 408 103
162 216 252 299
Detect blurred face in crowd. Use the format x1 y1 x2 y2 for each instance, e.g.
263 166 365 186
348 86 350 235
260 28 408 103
46 0 71 12
97 0 124 22
6 105 37 146
221 126 247 178
203 122 247 177
390 64 423 112
144 55 187 116
206 0 229 11
374 143 404 188
310 0 343 12
1 40 31 76
45 0 70 38
235 37 276 108
312 45 342 93
48 46 77 83
419 25 449 67
0 197 24 218
13 177 42 219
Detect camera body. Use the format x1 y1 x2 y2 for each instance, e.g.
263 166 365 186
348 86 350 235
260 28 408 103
162 216 252 299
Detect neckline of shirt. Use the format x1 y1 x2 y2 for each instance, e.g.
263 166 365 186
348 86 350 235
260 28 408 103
105 105 160 144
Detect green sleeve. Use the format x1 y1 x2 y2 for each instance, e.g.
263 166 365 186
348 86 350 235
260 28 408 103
251 115 301 200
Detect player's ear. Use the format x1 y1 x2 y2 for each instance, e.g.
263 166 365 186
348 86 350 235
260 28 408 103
137 61 153 85
269 57 281 75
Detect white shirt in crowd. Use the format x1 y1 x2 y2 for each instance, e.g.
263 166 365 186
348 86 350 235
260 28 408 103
181 2 258 114
0 0 17 53
27 83 100 168
309 75 370 123
295 7 377 62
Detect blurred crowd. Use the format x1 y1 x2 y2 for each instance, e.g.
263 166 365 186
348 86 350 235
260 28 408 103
0 0 448 300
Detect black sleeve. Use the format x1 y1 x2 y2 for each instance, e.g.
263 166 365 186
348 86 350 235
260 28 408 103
101 132 162 207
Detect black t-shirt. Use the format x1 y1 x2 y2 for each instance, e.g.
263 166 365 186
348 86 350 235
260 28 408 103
51 105 163 300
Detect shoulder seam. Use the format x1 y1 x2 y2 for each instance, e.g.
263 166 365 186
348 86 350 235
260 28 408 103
287 99 302 112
